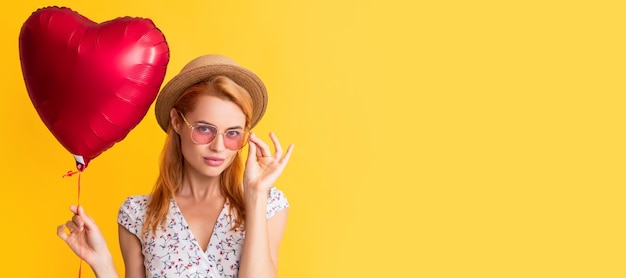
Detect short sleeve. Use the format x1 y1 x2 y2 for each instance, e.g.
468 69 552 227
117 195 149 239
266 187 289 219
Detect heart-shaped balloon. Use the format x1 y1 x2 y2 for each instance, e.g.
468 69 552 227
19 6 169 170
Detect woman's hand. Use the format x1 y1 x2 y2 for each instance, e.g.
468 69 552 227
244 132 294 195
57 206 117 277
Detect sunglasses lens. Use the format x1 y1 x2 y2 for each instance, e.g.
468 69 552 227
191 125 217 144
224 130 249 150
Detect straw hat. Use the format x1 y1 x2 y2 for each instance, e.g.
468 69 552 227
155 54 268 132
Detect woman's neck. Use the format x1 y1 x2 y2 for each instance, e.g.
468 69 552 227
179 168 222 202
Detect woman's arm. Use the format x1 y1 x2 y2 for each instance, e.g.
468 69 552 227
118 225 146 278
239 195 289 278
239 132 294 278
57 206 119 278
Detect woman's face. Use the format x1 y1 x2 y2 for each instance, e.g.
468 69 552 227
176 95 247 178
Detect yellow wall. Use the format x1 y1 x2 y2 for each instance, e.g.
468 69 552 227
1 0 625 277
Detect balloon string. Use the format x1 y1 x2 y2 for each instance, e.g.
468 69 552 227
63 169 83 278
78 171 83 278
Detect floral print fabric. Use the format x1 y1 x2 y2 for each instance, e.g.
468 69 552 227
118 187 289 278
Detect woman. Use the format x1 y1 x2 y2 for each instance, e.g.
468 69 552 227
57 54 294 278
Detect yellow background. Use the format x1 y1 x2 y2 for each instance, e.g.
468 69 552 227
1 0 624 277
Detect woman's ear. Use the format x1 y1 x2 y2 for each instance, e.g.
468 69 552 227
170 108 181 134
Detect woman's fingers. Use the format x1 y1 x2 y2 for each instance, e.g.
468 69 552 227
269 132 283 159
281 144 295 165
68 205 100 233
72 214 84 228
247 134 258 161
250 133 272 158
247 132 295 173
65 220 81 233
57 224 69 241
77 206 99 232
249 133 264 158
250 132 293 161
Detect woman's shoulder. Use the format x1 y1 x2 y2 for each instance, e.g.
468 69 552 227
266 187 289 219
123 194 150 202
121 194 150 205
119 194 150 214
118 194 150 238
268 187 287 202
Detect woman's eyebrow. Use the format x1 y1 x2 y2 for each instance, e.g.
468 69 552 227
195 120 244 130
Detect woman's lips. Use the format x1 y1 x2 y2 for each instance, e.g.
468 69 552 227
204 156 225 167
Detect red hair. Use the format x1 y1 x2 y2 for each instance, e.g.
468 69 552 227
144 75 253 234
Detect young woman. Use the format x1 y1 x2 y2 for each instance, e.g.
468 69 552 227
57 54 294 278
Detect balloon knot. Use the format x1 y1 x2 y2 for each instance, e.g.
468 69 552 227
62 170 79 178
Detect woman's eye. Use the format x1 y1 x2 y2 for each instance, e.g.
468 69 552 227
196 125 214 134
226 130 241 138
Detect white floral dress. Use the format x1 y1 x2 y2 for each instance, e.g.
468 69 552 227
117 187 289 278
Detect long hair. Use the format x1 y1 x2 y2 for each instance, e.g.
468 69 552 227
144 75 254 235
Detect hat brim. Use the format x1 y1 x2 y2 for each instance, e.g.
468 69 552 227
155 64 267 132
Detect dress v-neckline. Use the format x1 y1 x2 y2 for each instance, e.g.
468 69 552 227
172 198 229 254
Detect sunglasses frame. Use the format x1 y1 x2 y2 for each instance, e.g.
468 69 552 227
178 111 250 150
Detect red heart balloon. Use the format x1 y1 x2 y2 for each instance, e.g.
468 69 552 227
19 7 169 170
